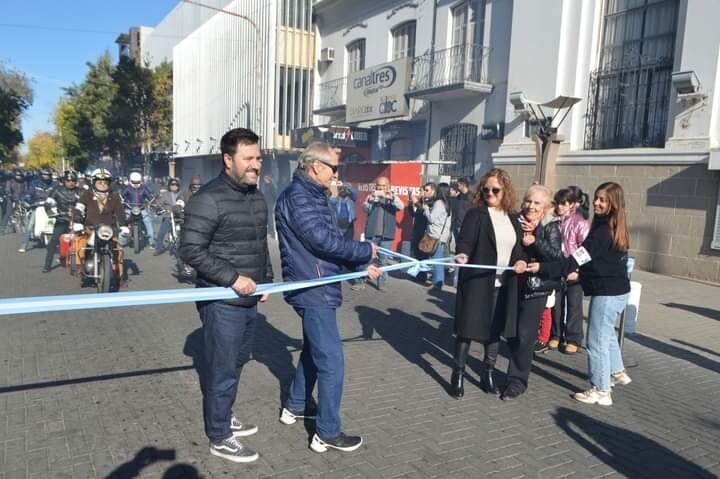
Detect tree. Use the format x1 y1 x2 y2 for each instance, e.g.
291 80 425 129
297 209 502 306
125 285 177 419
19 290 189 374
55 98 84 171
150 61 173 151
24 132 60 170
0 63 34 164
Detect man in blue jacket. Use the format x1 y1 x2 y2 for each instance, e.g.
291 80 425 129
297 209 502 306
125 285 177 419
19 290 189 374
275 142 381 454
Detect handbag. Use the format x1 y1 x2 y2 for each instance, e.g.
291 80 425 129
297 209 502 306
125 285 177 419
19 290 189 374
418 214 449 255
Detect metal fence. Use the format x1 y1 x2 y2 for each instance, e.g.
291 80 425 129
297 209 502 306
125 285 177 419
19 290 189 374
409 43 490 92
315 76 347 111
584 56 673 150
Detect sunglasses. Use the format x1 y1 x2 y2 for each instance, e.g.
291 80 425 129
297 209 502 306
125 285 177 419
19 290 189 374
482 187 502 195
190 184 203 189
316 159 339 174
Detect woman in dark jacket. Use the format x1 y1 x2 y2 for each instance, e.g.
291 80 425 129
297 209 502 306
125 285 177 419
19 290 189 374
451 168 527 398
501 185 563 400
528 182 631 406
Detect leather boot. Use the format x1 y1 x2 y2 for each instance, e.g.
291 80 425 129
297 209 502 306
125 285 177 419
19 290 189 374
450 366 464 399
480 366 499 395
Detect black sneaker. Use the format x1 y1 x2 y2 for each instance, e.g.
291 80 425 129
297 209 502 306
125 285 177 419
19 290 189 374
209 436 258 463
310 432 363 453
230 415 258 437
534 341 549 354
41 266 51 273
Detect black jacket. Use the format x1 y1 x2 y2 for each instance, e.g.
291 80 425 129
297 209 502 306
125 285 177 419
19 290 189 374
520 216 563 299
48 185 79 223
539 214 629 296
454 206 527 341
179 171 273 307
451 191 471 233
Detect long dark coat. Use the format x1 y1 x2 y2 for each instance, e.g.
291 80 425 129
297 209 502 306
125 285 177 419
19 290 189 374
454 205 527 342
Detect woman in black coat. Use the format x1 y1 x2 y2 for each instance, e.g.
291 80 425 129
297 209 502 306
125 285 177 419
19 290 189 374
451 169 527 398
500 185 563 400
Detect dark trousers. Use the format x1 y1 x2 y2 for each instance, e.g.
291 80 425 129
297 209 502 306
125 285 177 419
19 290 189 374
552 281 584 345
155 217 171 250
0 197 8 231
198 301 257 442
286 307 343 439
506 296 547 388
454 287 501 369
43 220 69 269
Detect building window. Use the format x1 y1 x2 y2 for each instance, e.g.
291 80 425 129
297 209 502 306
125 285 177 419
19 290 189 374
281 0 312 31
392 21 416 60
585 0 678 150
277 66 312 135
452 1 476 47
439 123 477 178
347 39 366 74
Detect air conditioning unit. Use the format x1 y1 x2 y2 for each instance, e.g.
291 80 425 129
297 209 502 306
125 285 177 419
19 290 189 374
320 47 335 63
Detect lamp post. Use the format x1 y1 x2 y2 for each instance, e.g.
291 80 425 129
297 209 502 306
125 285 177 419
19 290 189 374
182 0 263 137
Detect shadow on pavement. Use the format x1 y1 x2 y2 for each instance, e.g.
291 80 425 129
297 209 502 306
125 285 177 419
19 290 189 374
662 302 720 322
105 446 202 478
671 338 720 358
628 333 720 374
553 407 716 478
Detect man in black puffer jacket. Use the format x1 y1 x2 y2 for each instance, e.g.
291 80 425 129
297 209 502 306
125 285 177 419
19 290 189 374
179 128 272 464
42 170 79 272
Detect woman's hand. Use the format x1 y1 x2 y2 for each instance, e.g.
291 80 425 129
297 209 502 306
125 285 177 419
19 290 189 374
567 271 579 281
455 253 468 264
513 260 527 274
526 262 540 274
522 233 535 246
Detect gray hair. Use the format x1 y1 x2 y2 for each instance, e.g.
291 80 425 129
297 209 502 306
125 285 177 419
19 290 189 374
298 141 335 171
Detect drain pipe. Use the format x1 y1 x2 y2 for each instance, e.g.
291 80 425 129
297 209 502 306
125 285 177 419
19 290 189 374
422 0 438 183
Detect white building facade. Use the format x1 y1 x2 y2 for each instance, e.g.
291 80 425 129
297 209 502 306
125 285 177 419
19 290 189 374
312 0 720 282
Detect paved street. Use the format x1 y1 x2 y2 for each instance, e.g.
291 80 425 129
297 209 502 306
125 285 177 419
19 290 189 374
0 232 718 479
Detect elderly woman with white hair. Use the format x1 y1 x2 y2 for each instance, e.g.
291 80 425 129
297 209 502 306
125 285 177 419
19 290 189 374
500 184 564 400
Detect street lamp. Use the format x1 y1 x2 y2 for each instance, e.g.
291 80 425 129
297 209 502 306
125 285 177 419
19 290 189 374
182 0 263 137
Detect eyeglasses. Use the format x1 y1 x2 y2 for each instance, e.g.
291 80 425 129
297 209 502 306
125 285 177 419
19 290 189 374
316 159 339 174
482 187 502 195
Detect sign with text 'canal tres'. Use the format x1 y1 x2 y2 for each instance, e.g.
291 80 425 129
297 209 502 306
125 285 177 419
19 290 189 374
346 58 410 123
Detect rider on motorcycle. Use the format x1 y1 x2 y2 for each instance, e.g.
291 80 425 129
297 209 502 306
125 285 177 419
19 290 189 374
153 177 184 256
19 168 55 253
73 169 129 279
2 169 26 233
121 171 155 249
42 171 80 273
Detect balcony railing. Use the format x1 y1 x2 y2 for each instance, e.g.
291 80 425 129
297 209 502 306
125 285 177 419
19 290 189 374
409 43 490 93
315 76 347 111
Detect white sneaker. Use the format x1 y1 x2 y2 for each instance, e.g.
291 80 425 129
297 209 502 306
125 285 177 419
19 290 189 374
611 370 632 387
573 387 613 406
230 415 258 437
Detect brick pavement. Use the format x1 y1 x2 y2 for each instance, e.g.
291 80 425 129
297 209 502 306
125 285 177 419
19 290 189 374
0 234 718 478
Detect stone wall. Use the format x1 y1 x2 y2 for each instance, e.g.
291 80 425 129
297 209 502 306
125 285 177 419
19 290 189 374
497 163 720 283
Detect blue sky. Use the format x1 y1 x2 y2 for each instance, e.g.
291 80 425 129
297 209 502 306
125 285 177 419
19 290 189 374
0 0 178 148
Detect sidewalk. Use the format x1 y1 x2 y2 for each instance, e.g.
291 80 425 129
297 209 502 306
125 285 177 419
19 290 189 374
0 236 718 478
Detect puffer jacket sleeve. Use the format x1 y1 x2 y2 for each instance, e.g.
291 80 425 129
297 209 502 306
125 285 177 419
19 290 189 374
179 192 239 287
288 189 371 264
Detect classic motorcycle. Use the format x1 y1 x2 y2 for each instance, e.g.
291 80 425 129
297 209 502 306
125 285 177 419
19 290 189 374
8 200 28 234
127 200 153 254
32 199 57 247
76 223 121 293
158 199 193 280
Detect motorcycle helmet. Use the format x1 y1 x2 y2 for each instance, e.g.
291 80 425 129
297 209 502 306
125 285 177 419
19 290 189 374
14 169 24 181
62 170 78 182
189 176 203 192
129 171 143 186
40 168 52 182
168 177 180 188
91 168 112 192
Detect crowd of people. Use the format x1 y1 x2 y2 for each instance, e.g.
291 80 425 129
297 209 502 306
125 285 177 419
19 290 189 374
1 127 633 466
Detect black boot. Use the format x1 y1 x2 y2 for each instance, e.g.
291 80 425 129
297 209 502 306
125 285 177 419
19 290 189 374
450 367 464 399
480 366 499 395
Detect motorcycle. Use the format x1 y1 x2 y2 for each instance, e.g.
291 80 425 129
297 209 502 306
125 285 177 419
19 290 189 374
126 200 154 254
76 224 122 293
8 200 27 234
32 199 56 247
158 199 194 280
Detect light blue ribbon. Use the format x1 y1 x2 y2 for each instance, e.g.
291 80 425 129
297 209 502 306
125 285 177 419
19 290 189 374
0 251 511 316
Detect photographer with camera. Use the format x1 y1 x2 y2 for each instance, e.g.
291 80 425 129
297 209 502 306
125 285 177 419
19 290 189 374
362 176 403 290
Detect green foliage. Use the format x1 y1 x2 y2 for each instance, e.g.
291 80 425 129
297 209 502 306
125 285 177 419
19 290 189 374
0 63 34 164
24 132 60 170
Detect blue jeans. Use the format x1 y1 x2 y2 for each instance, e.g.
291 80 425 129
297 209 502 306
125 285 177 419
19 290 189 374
586 294 629 391
21 208 36 246
287 307 344 439
369 236 392 287
155 217 171 249
198 301 257 442
125 208 155 246
431 242 446 286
